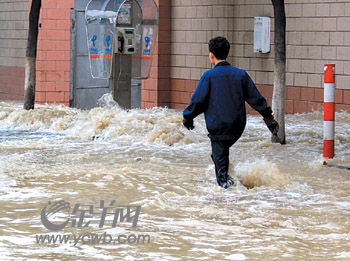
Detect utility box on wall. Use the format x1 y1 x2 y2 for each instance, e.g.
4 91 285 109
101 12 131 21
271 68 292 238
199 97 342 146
254 17 271 53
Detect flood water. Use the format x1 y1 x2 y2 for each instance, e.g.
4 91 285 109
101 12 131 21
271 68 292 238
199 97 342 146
1 98 350 260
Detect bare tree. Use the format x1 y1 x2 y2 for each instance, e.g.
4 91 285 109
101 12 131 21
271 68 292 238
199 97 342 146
271 0 286 144
24 0 41 110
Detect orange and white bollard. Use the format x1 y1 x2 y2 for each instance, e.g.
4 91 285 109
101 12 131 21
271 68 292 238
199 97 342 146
323 64 335 159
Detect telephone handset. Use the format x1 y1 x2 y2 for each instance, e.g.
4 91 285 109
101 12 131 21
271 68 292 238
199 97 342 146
118 35 124 53
116 28 136 55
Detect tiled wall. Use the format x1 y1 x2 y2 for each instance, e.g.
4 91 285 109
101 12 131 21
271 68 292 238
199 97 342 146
2 0 350 113
0 0 73 105
169 0 350 112
0 0 28 100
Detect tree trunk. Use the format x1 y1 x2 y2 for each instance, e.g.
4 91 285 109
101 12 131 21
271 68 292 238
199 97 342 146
271 0 286 144
23 0 41 110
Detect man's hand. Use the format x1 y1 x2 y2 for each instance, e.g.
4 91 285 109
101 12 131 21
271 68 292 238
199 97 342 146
183 117 194 130
264 115 279 135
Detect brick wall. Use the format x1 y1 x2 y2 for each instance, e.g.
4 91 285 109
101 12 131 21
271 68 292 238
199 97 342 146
0 0 28 101
170 0 350 113
0 0 73 105
35 0 73 106
4 1 349 112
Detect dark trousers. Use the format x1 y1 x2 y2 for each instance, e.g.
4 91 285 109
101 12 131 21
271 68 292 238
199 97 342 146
210 139 237 187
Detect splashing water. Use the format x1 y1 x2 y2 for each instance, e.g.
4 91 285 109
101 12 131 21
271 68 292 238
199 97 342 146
97 92 121 109
234 160 289 189
0 100 350 260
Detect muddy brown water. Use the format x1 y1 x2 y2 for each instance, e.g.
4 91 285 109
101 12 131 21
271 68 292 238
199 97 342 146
0 99 350 260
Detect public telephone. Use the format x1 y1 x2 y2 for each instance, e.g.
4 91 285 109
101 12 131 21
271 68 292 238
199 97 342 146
116 28 136 54
85 0 158 108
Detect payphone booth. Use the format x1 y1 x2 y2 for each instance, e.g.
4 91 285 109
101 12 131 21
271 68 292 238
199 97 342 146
85 0 158 108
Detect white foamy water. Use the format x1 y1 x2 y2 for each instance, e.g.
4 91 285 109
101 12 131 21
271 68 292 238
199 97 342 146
0 100 350 260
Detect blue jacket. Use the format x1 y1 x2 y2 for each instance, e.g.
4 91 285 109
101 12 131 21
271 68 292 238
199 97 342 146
183 61 270 141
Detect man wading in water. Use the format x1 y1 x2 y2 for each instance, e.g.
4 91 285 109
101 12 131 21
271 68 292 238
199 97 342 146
183 36 279 189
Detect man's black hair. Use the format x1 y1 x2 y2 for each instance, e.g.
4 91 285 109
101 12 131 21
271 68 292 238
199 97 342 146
209 36 230 60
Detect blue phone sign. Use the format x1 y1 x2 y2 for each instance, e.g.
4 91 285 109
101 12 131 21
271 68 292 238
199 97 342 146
90 35 98 55
143 36 151 56
105 35 112 56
